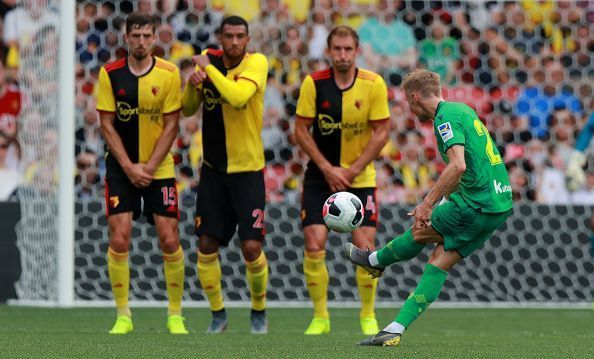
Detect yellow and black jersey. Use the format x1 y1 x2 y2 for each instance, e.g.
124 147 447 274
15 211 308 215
296 68 390 188
96 56 181 179
192 49 267 174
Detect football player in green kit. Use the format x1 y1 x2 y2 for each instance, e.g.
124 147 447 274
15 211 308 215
345 69 513 346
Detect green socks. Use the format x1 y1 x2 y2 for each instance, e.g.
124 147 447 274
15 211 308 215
376 228 425 266
395 263 448 328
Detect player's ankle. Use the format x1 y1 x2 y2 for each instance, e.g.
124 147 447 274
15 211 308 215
369 252 383 267
383 321 405 335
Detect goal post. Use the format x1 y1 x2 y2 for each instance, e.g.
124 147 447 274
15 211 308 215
57 0 76 307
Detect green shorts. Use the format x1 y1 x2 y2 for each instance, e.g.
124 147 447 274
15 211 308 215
431 194 512 257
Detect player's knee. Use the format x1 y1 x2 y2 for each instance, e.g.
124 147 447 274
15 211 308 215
109 235 130 253
304 241 324 253
198 235 219 255
241 240 262 262
160 237 180 253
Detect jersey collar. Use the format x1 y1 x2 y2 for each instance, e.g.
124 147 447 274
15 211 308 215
434 100 445 118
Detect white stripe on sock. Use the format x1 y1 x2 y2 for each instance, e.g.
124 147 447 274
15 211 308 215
384 321 405 334
369 252 380 267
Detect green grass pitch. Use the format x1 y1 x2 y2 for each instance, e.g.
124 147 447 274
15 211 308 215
1 306 592 358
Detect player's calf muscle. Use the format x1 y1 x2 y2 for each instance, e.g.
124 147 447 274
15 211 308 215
412 226 442 244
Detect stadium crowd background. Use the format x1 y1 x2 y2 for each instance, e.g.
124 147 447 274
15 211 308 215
0 0 593 206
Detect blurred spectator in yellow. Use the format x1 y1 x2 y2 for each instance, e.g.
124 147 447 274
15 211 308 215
281 0 311 24
3 0 58 69
153 23 194 62
331 0 366 29
212 0 260 22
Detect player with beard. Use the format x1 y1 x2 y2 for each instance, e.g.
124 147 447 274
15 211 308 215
181 15 269 334
96 12 186 335
294 26 391 335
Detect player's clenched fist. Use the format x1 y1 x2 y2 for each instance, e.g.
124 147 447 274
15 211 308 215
188 70 207 87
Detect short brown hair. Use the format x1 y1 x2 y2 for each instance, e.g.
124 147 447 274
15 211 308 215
125 12 157 34
401 69 442 97
327 26 359 48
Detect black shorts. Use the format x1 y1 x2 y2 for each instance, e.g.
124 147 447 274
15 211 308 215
105 176 179 225
301 180 379 228
194 165 266 246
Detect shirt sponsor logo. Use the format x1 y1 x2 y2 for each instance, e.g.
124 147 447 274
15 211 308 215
116 101 160 122
493 180 512 194
438 122 454 142
203 88 222 111
318 114 364 136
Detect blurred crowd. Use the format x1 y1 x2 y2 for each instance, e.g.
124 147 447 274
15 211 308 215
0 0 593 205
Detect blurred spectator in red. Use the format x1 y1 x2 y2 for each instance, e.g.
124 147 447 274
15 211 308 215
0 57 20 170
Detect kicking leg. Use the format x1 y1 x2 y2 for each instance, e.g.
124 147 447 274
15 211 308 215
359 243 462 346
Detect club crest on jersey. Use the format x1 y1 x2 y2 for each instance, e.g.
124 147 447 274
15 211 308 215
355 100 362 109
109 196 120 208
321 100 331 109
151 86 160 96
438 122 454 142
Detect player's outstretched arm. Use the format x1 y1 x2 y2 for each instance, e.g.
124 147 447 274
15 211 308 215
410 145 465 228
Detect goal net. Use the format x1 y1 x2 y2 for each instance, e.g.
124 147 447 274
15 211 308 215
12 0 593 306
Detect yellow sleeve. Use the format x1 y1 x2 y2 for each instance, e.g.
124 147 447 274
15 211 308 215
295 75 316 119
181 64 203 117
96 67 115 112
203 53 268 108
238 53 268 89
369 76 390 121
163 66 182 114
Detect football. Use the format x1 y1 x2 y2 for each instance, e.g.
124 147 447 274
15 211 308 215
322 191 364 233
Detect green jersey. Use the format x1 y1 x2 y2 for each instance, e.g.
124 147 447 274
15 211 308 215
434 101 513 213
